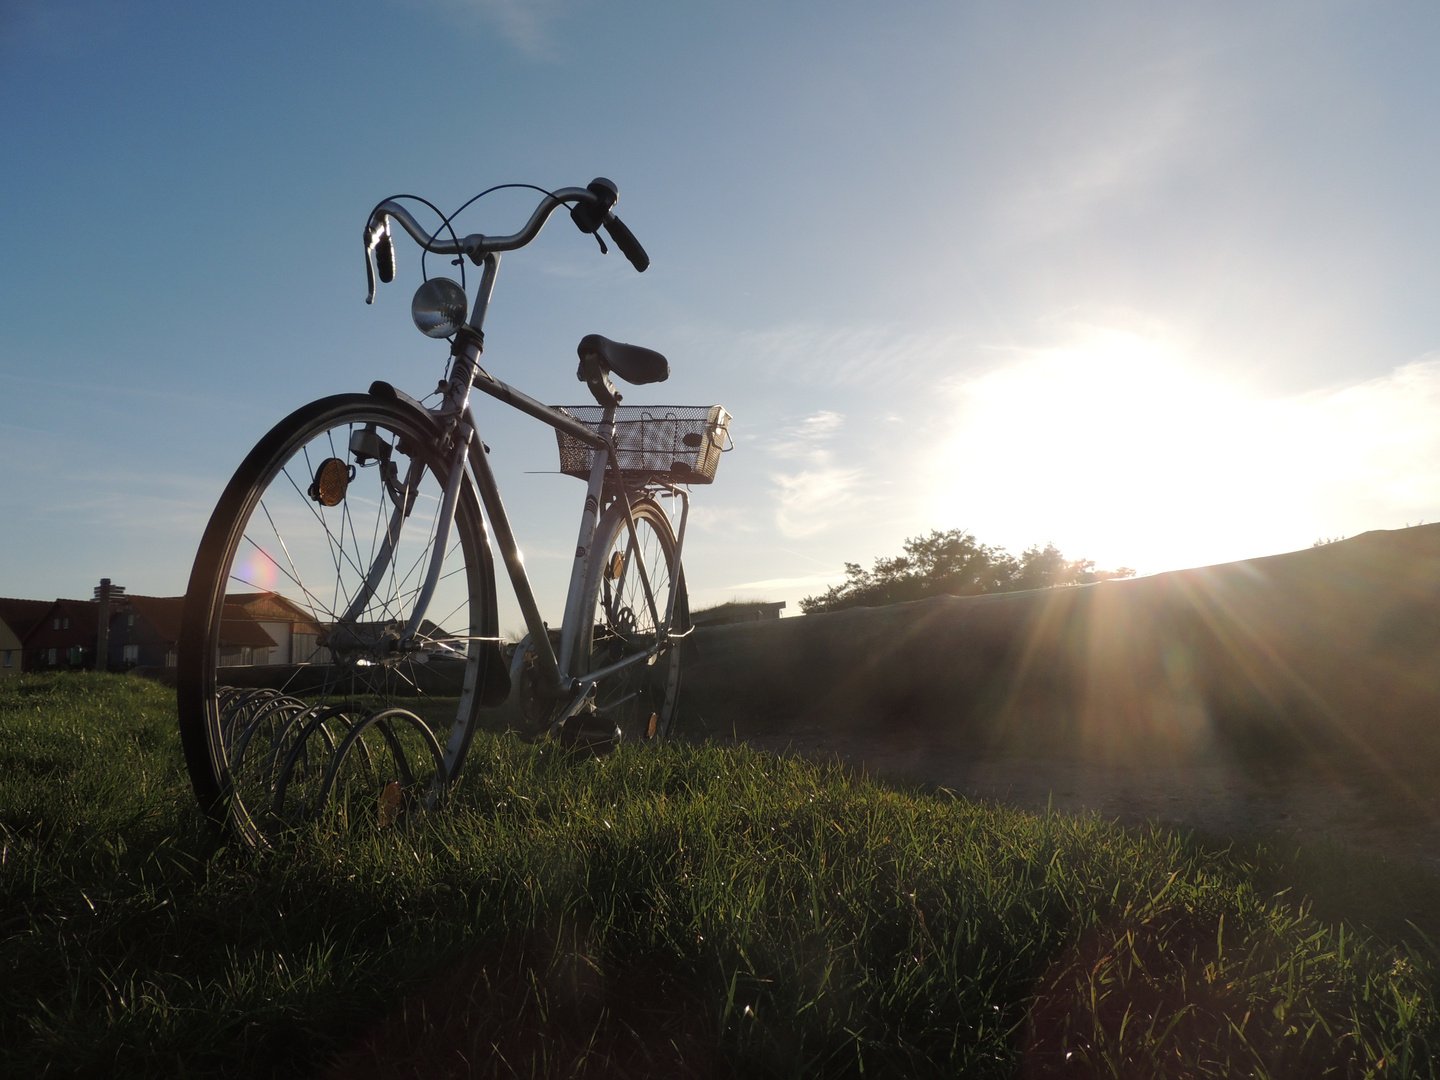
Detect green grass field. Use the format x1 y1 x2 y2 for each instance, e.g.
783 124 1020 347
2 673 1438 1077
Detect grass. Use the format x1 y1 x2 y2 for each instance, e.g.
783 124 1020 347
0 672 1437 1077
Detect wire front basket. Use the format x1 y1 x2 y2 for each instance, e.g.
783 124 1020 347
554 405 732 484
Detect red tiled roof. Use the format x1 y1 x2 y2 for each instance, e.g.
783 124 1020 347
122 595 277 649
218 604 278 648
228 591 326 635
0 598 53 641
25 599 99 648
124 595 186 642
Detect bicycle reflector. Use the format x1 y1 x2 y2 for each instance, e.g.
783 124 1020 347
308 457 355 506
411 277 468 338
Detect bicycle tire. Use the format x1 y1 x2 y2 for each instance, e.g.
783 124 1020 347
574 495 688 741
177 393 502 847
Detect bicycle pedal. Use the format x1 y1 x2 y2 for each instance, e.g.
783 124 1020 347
558 714 622 755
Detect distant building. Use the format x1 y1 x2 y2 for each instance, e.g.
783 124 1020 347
1 584 457 673
227 592 330 664
689 600 786 627
0 598 51 674
0 617 22 677
26 598 100 670
106 594 183 668
0 588 290 673
214 603 280 667
106 594 278 669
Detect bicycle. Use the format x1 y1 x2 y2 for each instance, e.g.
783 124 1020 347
176 178 730 849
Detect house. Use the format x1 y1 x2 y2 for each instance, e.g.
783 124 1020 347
26 598 100 670
227 592 330 664
106 595 182 668
215 603 280 667
0 619 20 676
106 595 278 669
690 600 787 627
0 597 51 674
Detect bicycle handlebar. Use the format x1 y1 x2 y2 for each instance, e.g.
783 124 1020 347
364 181 649 303
601 214 649 272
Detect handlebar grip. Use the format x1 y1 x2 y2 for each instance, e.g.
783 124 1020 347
603 214 649 272
375 232 396 283
363 214 395 304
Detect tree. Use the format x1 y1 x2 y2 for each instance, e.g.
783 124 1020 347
799 530 1134 614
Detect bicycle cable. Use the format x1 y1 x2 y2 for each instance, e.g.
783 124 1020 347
420 183 562 291
371 184 563 347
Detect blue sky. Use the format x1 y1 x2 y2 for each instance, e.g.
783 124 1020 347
3 1 1439 631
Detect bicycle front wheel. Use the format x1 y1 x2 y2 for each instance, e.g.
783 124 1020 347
575 495 688 741
178 394 501 848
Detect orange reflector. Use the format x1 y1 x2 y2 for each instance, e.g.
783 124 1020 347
647 712 658 739
308 457 353 506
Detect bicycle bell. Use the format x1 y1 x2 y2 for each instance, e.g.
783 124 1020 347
411 277 468 338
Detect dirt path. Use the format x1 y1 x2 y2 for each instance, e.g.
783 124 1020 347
740 728 1440 870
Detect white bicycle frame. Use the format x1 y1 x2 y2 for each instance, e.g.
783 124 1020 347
360 229 691 773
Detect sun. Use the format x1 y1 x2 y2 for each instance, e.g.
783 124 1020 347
928 330 1295 574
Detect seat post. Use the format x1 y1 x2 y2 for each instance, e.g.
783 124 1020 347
577 342 622 407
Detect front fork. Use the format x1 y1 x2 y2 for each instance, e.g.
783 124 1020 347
399 420 471 647
337 254 499 660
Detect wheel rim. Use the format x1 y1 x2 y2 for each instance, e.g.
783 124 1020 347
579 498 684 741
182 399 491 845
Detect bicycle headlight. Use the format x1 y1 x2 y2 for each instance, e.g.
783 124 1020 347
411 277 469 338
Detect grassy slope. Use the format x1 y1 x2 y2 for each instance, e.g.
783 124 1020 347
0 673 1437 1078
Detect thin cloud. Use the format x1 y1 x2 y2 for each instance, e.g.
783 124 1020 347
766 410 846 460
763 409 868 538
735 323 969 389
446 0 564 60
722 571 847 593
997 65 1208 243
770 466 864 539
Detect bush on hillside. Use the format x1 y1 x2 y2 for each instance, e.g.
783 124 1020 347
800 528 1135 613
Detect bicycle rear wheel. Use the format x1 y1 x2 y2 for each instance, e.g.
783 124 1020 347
574 495 687 742
178 394 502 848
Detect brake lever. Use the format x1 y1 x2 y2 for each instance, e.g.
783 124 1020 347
570 176 619 237
375 219 396 282
362 215 395 305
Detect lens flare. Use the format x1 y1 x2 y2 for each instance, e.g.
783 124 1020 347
233 548 280 592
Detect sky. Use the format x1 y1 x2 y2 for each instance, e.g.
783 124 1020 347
3 0 1440 633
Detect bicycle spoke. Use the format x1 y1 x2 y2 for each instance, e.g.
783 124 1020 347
246 508 341 622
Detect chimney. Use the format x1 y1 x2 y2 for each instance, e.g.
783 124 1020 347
93 579 126 672
94 579 111 672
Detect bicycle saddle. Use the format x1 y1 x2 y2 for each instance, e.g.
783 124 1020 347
576 334 669 385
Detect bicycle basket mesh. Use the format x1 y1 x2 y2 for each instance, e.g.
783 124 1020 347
554 405 731 484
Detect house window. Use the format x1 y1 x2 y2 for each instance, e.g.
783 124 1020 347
123 644 139 664
3 650 11 668
128 614 135 627
47 648 57 665
63 617 70 630
53 618 60 630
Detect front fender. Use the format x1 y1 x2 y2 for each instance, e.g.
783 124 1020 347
368 379 508 708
